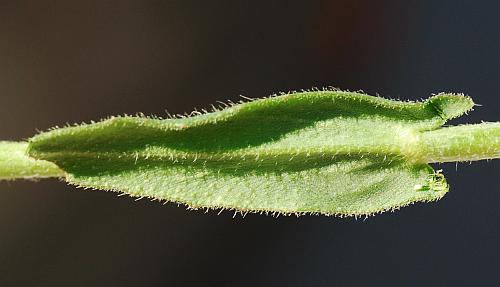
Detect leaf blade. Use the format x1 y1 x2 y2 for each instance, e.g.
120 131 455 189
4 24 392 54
27 90 472 215
63 156 447 216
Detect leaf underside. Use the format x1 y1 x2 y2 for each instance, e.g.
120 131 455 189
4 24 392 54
28 90 474 216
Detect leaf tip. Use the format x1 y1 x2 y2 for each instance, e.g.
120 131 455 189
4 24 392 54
426 93 475 121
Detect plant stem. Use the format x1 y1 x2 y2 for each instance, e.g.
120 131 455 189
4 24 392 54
0 141 64 180
1 123 499 180
419 122 500 163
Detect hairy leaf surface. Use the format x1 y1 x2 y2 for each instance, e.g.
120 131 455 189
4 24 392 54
27 91 475 215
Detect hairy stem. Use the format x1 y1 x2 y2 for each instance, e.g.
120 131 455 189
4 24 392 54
0 141 64 180
1 123 499 180
419 122 500 163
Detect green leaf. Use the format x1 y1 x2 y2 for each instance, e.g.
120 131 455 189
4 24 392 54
24 90 482 216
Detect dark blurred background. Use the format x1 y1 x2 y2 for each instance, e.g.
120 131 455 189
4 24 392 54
0 1 499 286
